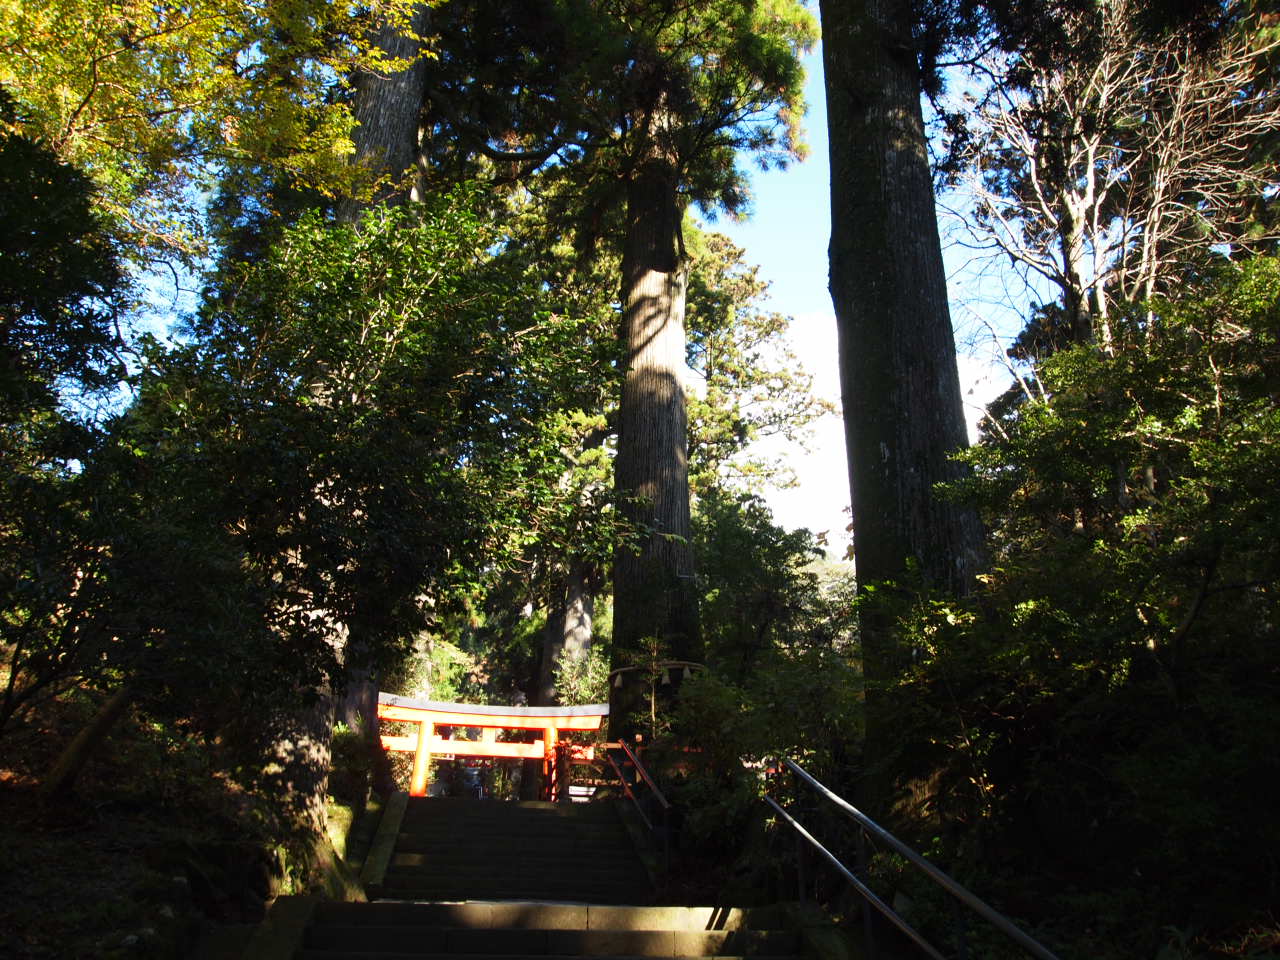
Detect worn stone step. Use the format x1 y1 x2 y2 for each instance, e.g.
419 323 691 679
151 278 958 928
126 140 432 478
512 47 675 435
305 926 800 957
387 865 642 881
297 954 797 960
311 903 774 932
372 891 653 906
375 884 653 902
395 835 637 853
381 859 644 876
394 829 624 839
383 857 644 875
392 848 636 867
397 819 630 834
400 800 623 821
380 868 646 884
399 814 626 829
395 825 627 838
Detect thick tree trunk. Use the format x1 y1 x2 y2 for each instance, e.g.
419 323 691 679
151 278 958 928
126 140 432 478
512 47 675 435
820 0 985 813
821 0 984 598
337 5 432 222
536 563 595 706
39 682 133 799
610 160 700 739
263 690 336 850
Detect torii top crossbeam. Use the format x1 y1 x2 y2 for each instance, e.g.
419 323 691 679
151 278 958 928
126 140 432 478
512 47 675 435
376 692 609 799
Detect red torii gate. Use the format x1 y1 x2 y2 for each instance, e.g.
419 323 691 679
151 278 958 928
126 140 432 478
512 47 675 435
376 693 608 800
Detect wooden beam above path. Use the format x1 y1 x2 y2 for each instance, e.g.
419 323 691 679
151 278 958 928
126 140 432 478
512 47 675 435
377 692 609 731
375 692 609 798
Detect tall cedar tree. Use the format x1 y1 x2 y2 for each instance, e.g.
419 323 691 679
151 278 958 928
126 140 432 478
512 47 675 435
818 0 984 812
586 1 814 735
392 0 815 734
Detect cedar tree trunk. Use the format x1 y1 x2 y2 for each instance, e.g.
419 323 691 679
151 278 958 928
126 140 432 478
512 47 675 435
820 0 985 810
610 159 700 739
337 5 432 221
536 562 595 706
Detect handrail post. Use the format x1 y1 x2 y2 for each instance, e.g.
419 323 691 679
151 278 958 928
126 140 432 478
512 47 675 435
857 826 876 960
796 831 806 902
662 801 671 885
608 741 673 890
953 892 970 960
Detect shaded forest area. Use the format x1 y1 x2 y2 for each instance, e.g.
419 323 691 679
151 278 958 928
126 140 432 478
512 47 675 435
2 0 1278 957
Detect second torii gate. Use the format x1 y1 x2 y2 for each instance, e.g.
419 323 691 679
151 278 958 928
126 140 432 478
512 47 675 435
376 692 608 800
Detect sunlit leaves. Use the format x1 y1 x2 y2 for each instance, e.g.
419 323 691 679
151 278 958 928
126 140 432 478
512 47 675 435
0 0 428 259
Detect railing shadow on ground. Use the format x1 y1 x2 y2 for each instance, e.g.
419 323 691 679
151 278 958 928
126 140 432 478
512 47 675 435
765 758 1061 960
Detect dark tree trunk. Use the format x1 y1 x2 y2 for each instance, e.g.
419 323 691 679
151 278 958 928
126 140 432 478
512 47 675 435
263 690 335 847
821 0 984 599
610 159 700 739
39 682 133 799
820 0 985 811
337 5 433 222
260 689 364 898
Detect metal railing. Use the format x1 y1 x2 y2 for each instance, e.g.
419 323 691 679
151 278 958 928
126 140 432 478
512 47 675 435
605 740 671 877
766 758 1061 960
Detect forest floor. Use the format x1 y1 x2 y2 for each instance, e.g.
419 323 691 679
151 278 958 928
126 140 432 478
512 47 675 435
0 687 274 959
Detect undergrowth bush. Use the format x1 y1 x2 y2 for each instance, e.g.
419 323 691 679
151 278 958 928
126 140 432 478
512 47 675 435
877 258 1280 958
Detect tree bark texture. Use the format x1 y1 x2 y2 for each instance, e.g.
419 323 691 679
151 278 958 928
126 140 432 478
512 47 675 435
262 690 336 847
610 161 700 737
820 0 984 600
337 5 432 222
536 562 595 706
821 0 986 819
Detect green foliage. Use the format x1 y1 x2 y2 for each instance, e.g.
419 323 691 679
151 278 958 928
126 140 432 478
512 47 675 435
663 492 861 847
0 0 427 259
1 120 129 732
552 645 610 706
419 0 816 220
327 722 372 809
886 257 1280 956
4 187 616 761
0 107 124 417
385 636 480 704
684 229 834 493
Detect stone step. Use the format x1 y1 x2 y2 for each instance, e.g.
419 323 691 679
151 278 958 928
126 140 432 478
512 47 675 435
394 835 637 853
389 853 643 872
375 886 653 904
312 903 776 932
400 801 623 822
394 823 628 836
375 886 649 901
368 797 654 908
303 926 801 956
382 857 645 875
397 819 631 834
297 954 797 960
390 851 636 870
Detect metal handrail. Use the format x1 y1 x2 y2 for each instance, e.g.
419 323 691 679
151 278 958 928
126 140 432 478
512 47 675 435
770 758 1061 960
619 740 672 810
605 741 671 878
764 796 947 960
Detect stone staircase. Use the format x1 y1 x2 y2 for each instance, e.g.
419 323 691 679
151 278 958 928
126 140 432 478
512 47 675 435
373 798 652 904
273 796 805 960
296 901 800 960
